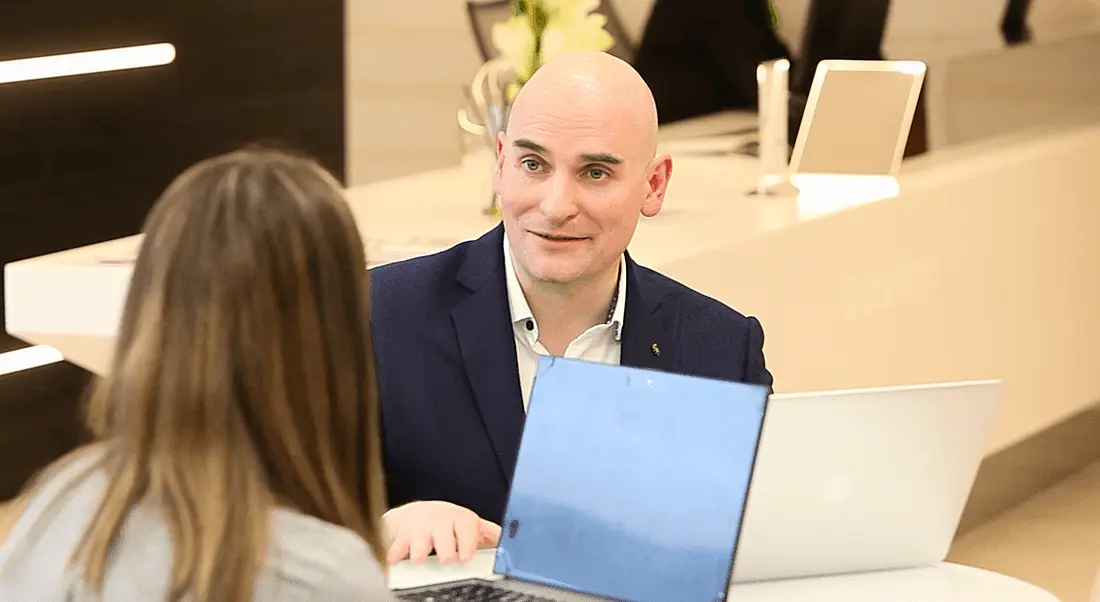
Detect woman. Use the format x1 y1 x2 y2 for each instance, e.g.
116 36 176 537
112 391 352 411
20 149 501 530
0 149 394 601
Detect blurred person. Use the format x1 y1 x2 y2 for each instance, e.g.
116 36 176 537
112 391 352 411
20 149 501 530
633 0 790 123
0 149 394 602
371 50 773 566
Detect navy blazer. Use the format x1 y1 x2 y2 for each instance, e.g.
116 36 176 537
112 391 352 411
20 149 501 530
369 225 773 524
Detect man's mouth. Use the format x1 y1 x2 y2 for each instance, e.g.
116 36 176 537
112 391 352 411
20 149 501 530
533 232 586 242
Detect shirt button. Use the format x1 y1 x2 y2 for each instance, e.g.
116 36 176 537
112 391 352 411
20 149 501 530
525 320 534 331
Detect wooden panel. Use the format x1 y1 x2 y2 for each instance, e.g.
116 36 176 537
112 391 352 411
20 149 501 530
0 364 93 501
0 0 345 499
345 0 480 185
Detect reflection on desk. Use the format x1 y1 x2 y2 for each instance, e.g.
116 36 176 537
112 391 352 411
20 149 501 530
387 549 1060 601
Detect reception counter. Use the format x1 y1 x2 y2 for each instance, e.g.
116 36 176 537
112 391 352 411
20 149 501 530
6 122 1100 456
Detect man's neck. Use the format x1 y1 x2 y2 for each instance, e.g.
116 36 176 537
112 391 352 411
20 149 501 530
521 264 620 356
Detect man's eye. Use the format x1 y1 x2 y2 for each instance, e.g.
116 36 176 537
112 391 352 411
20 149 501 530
587 168 608 180
522 159 541 171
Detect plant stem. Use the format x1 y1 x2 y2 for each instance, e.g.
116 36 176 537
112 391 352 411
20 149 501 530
522 0 549 84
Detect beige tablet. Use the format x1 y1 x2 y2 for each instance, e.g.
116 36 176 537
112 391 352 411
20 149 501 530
790 59 926 186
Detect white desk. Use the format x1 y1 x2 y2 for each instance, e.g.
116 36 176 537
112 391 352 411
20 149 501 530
388 549 1059 601
0 133 822 376
6 123 1100 455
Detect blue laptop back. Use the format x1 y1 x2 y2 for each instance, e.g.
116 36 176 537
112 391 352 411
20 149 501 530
494 357 770 602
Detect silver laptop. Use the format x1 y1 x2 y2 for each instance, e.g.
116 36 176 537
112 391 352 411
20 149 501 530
394 356 771 602
731 380 1002 583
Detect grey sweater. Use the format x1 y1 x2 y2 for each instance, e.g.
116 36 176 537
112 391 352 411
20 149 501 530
0 454 395 601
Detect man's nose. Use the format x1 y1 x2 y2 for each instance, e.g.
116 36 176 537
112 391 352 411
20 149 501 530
539 172 580 222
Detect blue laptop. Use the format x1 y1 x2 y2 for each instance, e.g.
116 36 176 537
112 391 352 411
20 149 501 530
395 357 770 602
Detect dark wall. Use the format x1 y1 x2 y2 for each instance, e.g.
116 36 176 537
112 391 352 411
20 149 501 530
0 0 346 499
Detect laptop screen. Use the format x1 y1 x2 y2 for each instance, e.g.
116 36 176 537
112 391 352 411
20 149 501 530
494 357 769 602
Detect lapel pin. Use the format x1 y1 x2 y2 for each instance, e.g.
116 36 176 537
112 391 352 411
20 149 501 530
651 343 660 357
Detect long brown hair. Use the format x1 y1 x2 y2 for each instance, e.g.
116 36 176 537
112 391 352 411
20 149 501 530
13 148 387 601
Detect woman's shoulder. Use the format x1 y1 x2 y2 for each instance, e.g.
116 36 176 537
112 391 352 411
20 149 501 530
265 508 395 600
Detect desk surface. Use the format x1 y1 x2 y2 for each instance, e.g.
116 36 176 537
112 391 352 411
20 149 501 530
14 131 873 276
388 549 1059 601
1 132 831 341
2 118 899 382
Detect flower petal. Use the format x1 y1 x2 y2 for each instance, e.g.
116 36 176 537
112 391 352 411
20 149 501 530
491 16 538 81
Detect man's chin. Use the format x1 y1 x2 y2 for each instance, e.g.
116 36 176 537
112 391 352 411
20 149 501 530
532 274 581 287
517 252 593 286
527 267 585 287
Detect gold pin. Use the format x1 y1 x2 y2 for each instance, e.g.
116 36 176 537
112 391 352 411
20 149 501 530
651 343 660 357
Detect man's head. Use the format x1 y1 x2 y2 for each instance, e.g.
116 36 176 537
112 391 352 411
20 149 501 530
494 50 672 289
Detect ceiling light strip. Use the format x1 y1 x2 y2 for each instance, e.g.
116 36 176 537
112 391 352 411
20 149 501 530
0 42 176 85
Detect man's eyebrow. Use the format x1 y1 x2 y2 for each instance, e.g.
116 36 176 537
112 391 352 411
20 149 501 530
513 138 547 153
513 138 622 165
579 152 622 165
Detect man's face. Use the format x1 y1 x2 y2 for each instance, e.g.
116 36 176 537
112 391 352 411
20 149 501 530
493 103 670 287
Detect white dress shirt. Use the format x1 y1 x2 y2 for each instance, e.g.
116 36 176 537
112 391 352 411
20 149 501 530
503 236 627 411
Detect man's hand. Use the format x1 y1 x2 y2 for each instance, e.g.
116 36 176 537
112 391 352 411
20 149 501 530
384 500 502 565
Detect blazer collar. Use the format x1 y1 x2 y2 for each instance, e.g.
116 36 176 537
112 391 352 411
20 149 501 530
451 224 526 482
455 223 508 293
619 251 676 372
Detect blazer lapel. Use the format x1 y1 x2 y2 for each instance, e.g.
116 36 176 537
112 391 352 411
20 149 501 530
620 254 679 372
450 225 526 483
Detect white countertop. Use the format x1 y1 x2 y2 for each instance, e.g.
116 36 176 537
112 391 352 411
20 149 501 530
4 133 869 342
7 122 1100 458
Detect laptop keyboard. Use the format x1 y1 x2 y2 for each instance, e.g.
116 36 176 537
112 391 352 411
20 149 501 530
397 582 558 601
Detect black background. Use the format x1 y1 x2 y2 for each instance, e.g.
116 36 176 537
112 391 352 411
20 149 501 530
0 0 345 498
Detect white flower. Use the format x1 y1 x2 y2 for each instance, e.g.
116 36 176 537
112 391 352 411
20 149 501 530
491 15 539 82
542 0 600 17
539 12 614 65
489 0 615 85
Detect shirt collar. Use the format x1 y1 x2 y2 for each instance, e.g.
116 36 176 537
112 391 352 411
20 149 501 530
503 235 626 341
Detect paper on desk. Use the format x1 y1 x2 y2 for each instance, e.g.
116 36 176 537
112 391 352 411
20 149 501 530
95 256 136 265
659 133 757 157
94 241 141 266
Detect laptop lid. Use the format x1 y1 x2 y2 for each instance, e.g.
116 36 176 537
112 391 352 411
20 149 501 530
493 357 770 602
731 379 1002 583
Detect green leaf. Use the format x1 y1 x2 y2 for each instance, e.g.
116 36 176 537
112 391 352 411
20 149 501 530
530 0 549 36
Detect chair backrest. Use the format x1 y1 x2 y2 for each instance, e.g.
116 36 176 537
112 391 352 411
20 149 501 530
599 1 636 63
467 0 513 63
467 0 635 64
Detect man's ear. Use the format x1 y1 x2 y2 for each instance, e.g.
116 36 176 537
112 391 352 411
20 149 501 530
492 132 507 191
641 153 672 218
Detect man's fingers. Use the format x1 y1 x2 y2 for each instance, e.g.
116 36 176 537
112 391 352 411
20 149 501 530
408 531 434 564
454 515 482 563
478 519 503 547
381 502 495 567
387 530 411 566
433 521 459 564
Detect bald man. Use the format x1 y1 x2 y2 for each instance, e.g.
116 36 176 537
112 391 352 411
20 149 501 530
370 51 773 565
